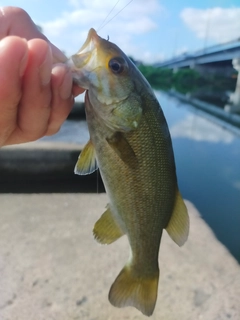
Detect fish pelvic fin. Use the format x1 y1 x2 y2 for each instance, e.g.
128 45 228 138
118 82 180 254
109 264 159 317
166 190 189 246
106 132 137 169
74 140 98 175
93 205 124 244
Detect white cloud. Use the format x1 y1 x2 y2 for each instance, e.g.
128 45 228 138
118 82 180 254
38 0 162 61
233 180 240 190
170 114 235 143
180 7 240 43
68 0 80 8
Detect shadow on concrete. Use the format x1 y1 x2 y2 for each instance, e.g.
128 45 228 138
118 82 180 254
0 171 105 194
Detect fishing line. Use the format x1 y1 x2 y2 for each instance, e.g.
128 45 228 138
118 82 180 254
97 0 121 32
95 0 134 194
96 169 99 194
97 0 134 32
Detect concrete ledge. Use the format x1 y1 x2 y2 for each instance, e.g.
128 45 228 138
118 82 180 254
0 142 82 174
0 193 239 319
68 101 85 119
0 118 88 179
0 142 105 193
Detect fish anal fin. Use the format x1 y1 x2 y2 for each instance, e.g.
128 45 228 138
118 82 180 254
93 206 124 244
109 265 159 317
166 190 189 246
74 140 98 175
106 132 137 168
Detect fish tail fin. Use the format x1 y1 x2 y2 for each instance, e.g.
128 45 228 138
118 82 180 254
108 264 159 317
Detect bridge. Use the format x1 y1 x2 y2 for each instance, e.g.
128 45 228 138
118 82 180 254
154 39 240 69
154 39 240 113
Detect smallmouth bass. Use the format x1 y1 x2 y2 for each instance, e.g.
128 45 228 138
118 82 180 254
68 28 189 317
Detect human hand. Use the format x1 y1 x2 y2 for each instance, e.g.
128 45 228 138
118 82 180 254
0 6 84 147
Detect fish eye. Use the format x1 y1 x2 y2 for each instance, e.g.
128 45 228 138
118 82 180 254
108 57 125 74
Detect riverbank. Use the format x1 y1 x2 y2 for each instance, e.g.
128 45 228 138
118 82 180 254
0 193 239 320
167 89 240 128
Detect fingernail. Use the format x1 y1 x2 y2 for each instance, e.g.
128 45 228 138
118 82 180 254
39 45 52 85
59 68 73 100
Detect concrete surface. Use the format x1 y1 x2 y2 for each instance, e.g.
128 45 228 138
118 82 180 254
0 119 89 177
0 193 239 320
0 120 89 193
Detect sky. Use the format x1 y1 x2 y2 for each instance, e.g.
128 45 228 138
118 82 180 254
1 0 240 63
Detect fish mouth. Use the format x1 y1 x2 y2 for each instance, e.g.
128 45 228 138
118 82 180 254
78 28 99 54
70 28 100 69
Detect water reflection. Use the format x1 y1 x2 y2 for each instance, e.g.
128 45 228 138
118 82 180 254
156 91 240 262
170 114 235 143
40 120 89 145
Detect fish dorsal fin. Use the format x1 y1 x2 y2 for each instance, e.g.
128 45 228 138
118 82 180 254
74 140 98 175
93 205 125 244
166 190 189 247
106 132 137 168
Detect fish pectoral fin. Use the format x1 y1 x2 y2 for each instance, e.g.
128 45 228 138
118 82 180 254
93 205 124 244
106 132 137 168
74 140 98 175
166 190 189 247
109 264 159 317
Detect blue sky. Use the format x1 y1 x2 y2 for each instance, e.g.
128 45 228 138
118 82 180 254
1 0 240 63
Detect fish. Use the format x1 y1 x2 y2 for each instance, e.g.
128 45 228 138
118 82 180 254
67 28 189 317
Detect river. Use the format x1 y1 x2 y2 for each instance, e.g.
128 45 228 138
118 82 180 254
156 91 240 262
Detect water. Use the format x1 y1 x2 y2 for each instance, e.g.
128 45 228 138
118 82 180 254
40 120 89 144
155 91 240 262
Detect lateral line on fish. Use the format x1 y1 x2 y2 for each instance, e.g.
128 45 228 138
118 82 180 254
97 0 134 32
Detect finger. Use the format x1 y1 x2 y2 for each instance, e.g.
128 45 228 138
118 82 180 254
0 36 28 146
72 83 85 97
13 38 53 143
46 64 74 135
0 6 66 63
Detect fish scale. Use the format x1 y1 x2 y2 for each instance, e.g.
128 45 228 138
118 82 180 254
68 28 189 317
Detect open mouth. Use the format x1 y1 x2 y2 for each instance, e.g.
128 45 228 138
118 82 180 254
77 28 99 54
70 28 100 69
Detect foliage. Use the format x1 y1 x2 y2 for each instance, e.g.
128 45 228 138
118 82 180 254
138 65 173 90
138 63 237 97
172 68 202 94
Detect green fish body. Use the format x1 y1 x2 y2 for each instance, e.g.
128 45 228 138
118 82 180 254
68 28 189 317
